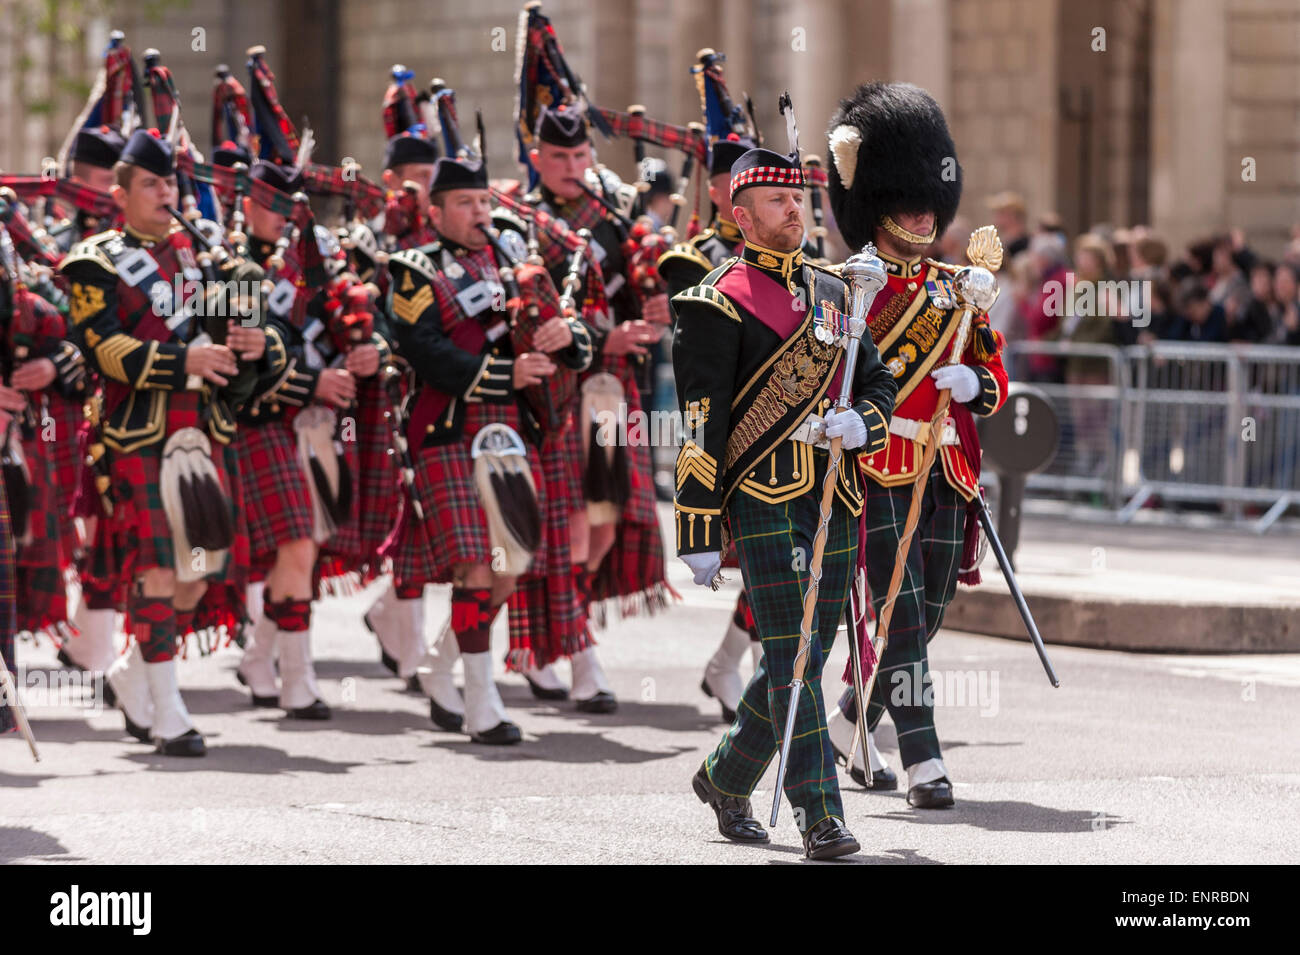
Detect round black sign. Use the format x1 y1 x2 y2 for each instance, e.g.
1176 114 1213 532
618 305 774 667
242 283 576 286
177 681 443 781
976 383 1059 475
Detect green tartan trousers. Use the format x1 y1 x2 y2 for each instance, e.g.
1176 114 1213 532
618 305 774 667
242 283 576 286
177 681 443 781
837 466 965 770
704 456 858 832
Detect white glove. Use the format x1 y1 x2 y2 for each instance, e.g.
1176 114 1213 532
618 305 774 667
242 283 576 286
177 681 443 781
931 364 980 404
680 551 722 587
822 408 868 450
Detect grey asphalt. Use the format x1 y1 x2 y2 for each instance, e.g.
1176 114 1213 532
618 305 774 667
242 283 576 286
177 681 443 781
2 509 1297 864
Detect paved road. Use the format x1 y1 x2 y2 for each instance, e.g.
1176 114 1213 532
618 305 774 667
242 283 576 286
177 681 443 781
2 520 1297 864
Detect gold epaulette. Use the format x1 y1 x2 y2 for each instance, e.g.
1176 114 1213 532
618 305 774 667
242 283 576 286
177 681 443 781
388 246 438 281
61 231 119 275
657 242 712 273
671 284 741 323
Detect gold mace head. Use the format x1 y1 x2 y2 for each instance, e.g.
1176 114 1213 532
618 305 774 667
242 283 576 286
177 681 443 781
966 224 1003 273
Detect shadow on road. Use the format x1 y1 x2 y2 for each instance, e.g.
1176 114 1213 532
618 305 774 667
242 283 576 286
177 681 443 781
0 825 83 863
862 797 1130 834
122 744 366 775
429 731 694 765
501 692 722 734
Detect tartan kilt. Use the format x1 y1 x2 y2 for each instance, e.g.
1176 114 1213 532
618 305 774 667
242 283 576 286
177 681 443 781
393 402 544 589
506 423 591 669
588 358 671 614
15 428 71 637
237 418 315 572
319 379 400 583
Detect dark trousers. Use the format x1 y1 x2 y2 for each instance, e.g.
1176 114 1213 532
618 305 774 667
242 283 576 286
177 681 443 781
839 467 965 770
705 455 857 832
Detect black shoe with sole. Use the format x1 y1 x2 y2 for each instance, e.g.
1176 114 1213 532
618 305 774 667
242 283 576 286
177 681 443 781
429 697 464 732
574 691 617 714
908 777 955 809
469 721 522 745
802 816 860 860
692 764 770 844
700 678 737 724
156 728 206 757
525 674 569 701
122 712 151 744
235 670 279 708
285 699 331 721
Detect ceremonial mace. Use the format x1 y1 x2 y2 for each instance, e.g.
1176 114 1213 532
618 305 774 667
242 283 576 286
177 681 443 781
769 243 886 827
848 226 1003 783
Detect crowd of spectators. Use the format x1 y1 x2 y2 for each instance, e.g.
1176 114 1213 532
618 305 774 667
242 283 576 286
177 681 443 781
936 193 1300 383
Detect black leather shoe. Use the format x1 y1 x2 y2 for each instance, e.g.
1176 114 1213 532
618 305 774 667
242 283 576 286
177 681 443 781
908 777 954 809
692 764 770 844
406 675 422 694
101 680 117 709
802 817 859 860
235 670 279 708
574 691 617 714
57 646 82 670
830 739 899 791
525 674 569 701
469 720 522 745
122 712 151 744
285 699 331 720
156 728 206 757
429 698 464 732
700 678 737 724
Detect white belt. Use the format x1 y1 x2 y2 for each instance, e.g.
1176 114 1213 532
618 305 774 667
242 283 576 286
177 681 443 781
889 415 959 447
788 413 829 448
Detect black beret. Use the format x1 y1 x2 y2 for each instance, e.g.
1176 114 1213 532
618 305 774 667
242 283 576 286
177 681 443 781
70 126 126 169
119 128 175 178
708 134 755 178
535 105 588 148
429 156 489 195
212 140 253 168
729 147 803 201
250 159 303 195
383 132 438 170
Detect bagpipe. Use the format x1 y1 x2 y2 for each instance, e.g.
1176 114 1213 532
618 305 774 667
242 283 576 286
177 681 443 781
0 192 42 542
478 222 579 442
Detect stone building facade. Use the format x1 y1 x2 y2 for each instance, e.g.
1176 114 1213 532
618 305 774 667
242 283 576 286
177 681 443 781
2 0 1298 255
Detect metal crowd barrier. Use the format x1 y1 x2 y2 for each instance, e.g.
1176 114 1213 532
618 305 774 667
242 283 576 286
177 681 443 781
1003 341 1300 531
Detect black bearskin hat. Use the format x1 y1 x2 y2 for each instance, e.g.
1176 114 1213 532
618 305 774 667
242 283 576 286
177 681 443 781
825 82 962 250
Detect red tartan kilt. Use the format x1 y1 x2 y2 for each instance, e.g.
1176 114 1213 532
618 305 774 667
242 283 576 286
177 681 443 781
236 420 315 563
393 403 542 588
111 433 237 579
320 380 400 575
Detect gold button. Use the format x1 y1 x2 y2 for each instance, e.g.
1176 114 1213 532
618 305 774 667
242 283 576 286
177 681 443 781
270 403 280 413
769 477 778 485
792 471 800 479
900 465 908 473
907 282 917 292
882 467 890 475
444 418 452 427
749 471 756 478
426 424 434 433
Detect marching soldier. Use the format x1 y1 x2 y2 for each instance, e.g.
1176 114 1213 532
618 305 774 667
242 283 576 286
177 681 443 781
674 145 896 858
384 151 591 743
516 103 671 710
61 128 266 755
824 83 1009 808
49 126 127 253
232 159 356 720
